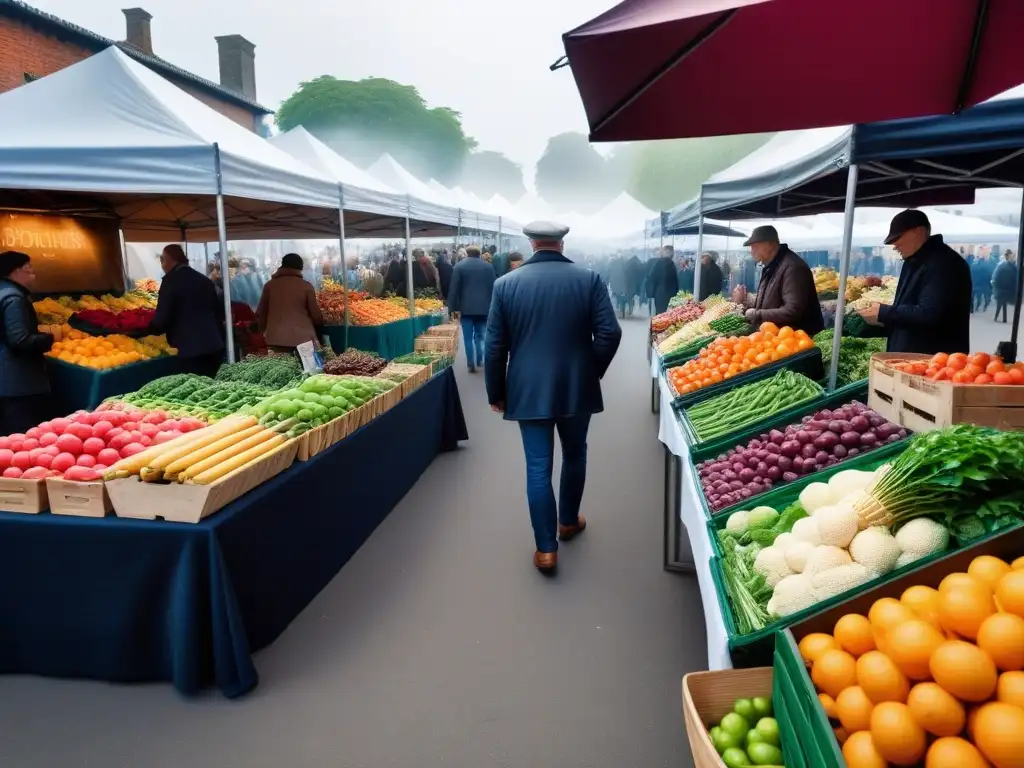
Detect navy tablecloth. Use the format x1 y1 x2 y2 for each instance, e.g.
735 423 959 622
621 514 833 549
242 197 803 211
47 355 192 413
324 314 443 359
0 368 468 697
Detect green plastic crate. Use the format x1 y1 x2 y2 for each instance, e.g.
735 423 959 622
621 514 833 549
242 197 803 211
670 348 824 411
778 523 1024 768
684 380 868 457
775 632 844 768
774 647 832 768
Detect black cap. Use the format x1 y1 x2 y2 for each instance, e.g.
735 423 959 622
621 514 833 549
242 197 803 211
884 209 930 245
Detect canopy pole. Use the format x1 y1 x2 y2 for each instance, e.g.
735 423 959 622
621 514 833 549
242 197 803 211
828 164 860 391
999 191 1024 363
213 143 235 363
498 216 503 257
405 198 416 347
456 209 462 253
338 184 350 353
693 194 705 300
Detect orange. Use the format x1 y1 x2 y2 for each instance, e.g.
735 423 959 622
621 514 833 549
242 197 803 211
833 726 850 746
870 599 914 634
857 651 910 704
818 692 838 718
813 648 859 698
836 685 875 733
870 702 927 765
843 730 888 768
799 632 840 664
947 353 969 371
996 670 1024 710
977 613 1024 671
907 682 966 737
940 573 985 593
938 585 996 639
996 570 1024 618
969 555 1013 591
901 585 942 626
974 702 1024 768
926 737 992 768
886 619 945 680
930 640 998 702
835 614 877 658
966 705 982 740
1012 556 1024 570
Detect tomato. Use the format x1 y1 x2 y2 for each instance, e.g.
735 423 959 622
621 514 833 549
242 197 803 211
931 352 950 366
986 360 1006 375
1009 368 1024 384
952 370 973 384
974 373 994 385
968 352 992 368
947 353 969 370
964 364 985 380
993 371 1013 385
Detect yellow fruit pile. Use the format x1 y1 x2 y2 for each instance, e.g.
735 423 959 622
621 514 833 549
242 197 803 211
801 553 1024 768
48 330 175 370
34 291 156 325
813 268 840 296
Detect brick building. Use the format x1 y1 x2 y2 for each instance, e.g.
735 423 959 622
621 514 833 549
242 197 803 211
0 0 272 133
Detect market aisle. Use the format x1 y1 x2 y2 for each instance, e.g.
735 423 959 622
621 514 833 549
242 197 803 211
0 314 708 768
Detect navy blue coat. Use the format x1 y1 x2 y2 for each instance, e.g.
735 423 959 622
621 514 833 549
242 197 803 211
0 279 53 397
149 264 226 359
447 255 496 317
485 250 622 421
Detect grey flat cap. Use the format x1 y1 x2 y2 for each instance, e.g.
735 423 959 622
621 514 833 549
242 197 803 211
523 220 570 240
743 225 780 247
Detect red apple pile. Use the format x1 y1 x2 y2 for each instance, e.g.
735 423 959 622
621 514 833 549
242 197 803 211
0 408 207 483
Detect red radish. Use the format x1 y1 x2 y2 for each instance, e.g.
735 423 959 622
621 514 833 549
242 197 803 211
21 466 49 480
105 427 125 442
39 432 58 447
0 437 9 451
122 421 139 432
3 467 23 478
108 433 132 451
42 445 60 457
63 465 97 482
50 453 76 473
67 423 93 441
82 437 105 456
128 430 144 444
21 438 39 452
28 447 46 461
139 435 153 447
92 464 108 472
49 418 70 434
119 442 146 457
76 454 96 468
97 448 120 466
162 419 180 432
141 412 164 424
91 421 113 439
37 421 53 432
9 440 23 452
55 434 84 455
153 430 182 444
25 427 42 440
95 403 112 412
72 412 90 424
140 423 160 439
0 449 11 469
33 453 53 469
11 452 32 470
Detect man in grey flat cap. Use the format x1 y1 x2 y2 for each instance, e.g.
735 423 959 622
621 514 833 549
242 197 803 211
732 225 823 336
485 220 622 573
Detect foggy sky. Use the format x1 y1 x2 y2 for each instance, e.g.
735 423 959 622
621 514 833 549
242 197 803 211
33 0 611 174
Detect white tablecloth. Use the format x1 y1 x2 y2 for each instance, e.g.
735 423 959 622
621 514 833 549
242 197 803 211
655 370 733 672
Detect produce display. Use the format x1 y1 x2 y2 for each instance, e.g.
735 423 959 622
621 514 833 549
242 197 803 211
71 307 154 334
668 291 693 309
0 407 207 482
215 355 303 389
812 330 886 387
322 349 387 376
385 294 445 313
686 370 824 443
33 291 156 325
705 696 784 768
812 269 884 302
47 330 175 369
658 297 742 355
651 299 704 334
249 374 396 430
316 281 443 326
394 352 443 366
800 552 1024 768
316 285 370 324
110 374 279 420
845 279 898 314
348 298 412 325
697 400 905 513
668 323 815 396
887 352 1024 386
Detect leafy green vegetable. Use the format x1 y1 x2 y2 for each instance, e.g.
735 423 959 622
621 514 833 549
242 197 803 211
216 354 303 389
720 538 772 634
812 329 886 386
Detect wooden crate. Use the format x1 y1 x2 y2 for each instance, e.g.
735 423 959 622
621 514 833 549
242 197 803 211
868 352 1024 432
415 336 455 354
425 323 458 337
46 477 112 517
0 477 47 514
682 668 773 768
107 439 299 523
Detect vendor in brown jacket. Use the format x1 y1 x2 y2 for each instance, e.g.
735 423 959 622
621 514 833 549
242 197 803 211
257 253 324 353
731 225 824 336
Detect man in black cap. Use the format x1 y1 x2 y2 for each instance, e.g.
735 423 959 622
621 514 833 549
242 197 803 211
485 220 621 573
732 225 823 335
855 210 971 354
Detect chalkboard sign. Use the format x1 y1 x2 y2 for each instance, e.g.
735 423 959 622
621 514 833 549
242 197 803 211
0 211 123 294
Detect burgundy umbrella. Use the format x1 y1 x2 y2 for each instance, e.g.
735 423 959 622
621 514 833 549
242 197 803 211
561 0 1024 142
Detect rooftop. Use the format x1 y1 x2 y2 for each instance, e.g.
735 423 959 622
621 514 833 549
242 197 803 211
1 0 272 115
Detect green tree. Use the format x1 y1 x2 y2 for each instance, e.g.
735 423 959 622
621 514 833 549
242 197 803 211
535 132 619 213
275 76 477 185
459 151 526 202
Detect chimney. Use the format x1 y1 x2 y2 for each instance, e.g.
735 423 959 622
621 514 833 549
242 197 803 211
122 8 153 55
215 35 257 101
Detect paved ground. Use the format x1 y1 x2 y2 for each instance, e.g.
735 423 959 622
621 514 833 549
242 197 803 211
971 307 1024 354
0 314 707 768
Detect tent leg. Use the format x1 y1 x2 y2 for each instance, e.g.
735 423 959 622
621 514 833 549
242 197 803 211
405 204 415 349
997 192 1024 363
216 193 235 363
338 195 349 353
693 208 705 300
828 164 859 391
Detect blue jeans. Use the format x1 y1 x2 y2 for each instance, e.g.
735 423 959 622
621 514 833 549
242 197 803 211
518 414 591 553
461 315 486 369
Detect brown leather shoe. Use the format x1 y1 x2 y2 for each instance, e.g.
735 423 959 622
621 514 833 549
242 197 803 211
558 515 587 542
534 551 557 571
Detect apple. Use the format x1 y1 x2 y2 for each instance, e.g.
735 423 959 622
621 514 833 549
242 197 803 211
49 418 70 434
94 403 112 412
28 447 46 461
42 445 60 457
162 419 180 432
33 453 53 469
119 442 146 458
91 421 114 439
82 437 105 456
75 454 96 468
11 451 32 470
180 418 206 433
92 464 108 472
64 466 100 482
3 467 23 478
55 434 84 455
0 437 9 451
122 421 139 432
37 421 53 432
141 412 166 425
153 430 182 444
20 438 39 452
139 435 153 447
139 423 160 439
39 432 59 447
0 449 12 470
25 426 42 440
128 431 144 444
108 433 132 452
21 466 49 480
50 453 76 473
67 423 93 441
96 448 121 466
105 427 126 442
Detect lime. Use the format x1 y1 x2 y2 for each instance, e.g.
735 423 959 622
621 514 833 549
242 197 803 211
721 747 751 768
745 730 766 748
296 408 314 422
711 726 741 755
719 713 749 740
754 718 780 748
733 698 756 722
751 696 773 718
747 742 783 766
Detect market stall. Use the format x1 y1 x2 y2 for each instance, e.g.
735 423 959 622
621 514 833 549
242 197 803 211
323 314 443 359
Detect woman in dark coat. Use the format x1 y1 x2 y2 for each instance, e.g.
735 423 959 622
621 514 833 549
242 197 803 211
0 251 54 434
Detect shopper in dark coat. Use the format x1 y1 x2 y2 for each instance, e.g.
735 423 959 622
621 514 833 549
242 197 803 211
0 251 53 434
734 227 824 336
149 244 226 377
447 245 496 373
971 255 994 313
485 221 621 572
698 251 725 301
856 210 972 354
436 252 453 299
649 246 679 314
992 250 1018 323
